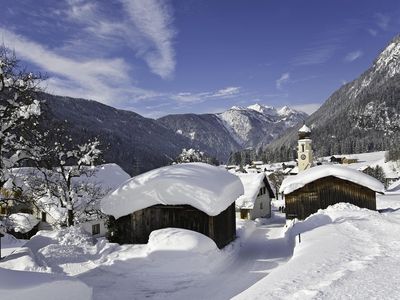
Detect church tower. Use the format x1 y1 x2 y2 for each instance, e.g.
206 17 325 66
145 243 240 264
297 124 313 172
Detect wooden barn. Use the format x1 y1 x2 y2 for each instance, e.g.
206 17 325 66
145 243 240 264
280 165 384 220
101 163 244 249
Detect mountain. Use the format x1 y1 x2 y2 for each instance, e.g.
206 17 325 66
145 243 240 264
158 104 308 160
265 35 400 161
38 93 215 175
157 113 241 162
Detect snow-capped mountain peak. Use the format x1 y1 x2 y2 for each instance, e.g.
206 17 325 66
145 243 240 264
277 105 297 116
247 103 275 115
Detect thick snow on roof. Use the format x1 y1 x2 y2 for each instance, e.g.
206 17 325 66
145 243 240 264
101 163 244 218
299 124 311 133
236 173 265 209
8 213 39 233
78 163 130 190
280 165 385 195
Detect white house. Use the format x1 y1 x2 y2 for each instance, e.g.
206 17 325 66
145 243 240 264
235 173 275 220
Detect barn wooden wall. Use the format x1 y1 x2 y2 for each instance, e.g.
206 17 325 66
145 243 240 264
285 176 376 220
110 203 236 249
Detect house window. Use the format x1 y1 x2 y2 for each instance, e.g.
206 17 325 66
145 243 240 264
260 202 263 209
301 144 305 152
92 224 100 235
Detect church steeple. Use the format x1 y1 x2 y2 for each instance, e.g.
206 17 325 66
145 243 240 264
297 124 313 172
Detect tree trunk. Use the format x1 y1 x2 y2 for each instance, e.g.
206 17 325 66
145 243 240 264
68 208 74 226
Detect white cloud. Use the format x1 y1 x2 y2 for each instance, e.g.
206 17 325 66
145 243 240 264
60 0 176 79
212 86 241 98
292 38 340 66
169 86 241 104
0 28 158 106
276 73 290 90
344 50 363 62
292 103 321 115
121 0 176 79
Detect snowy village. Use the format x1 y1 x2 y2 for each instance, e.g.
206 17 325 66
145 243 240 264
2 1 400 300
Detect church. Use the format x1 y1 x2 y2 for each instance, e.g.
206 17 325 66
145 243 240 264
297 124 313 172
280 125 384 220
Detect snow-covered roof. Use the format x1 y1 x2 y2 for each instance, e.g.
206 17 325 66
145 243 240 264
78 163 130 190
299 124 311 133
101 163 244 218
279 165 385 195
8 213 39 233
235 173 265 209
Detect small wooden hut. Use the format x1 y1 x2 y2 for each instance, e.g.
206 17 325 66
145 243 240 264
280 165 384 220
101 163 244 249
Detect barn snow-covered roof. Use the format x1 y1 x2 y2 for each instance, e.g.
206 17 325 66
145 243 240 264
101 163 244 218
279 165 385 195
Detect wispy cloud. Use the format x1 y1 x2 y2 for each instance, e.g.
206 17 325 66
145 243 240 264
0 28 159 106
59 0 177 79
292 39 339 66
121 0 176 79
375 13 390 30
344 50 363 62
169 86 241 104
212 86 240 97
367 28 378 37
276 73 290 90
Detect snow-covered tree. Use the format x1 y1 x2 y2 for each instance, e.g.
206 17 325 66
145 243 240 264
0 46 42 206
31 125 103 226
175 148 219 165
362 165 386 187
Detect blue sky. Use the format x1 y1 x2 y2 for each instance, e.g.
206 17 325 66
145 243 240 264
1 0 399 118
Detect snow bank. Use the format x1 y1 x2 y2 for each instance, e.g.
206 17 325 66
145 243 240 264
280 165 384 194
147 228 218 255
235 173 265 209
8 213 39 233
0 268 92 300
388 179 400 192
0 247 46 272
145 228 225 274
101 162 244 218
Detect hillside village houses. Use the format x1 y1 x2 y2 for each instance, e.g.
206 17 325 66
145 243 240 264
235 173 274 220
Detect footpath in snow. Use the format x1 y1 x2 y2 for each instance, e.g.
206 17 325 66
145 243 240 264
2 194 400 299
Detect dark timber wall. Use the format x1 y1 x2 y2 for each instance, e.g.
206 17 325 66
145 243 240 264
285 176 376 220
109 203 236 249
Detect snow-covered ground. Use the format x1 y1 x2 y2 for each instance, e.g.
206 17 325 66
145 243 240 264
2 193 400 299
